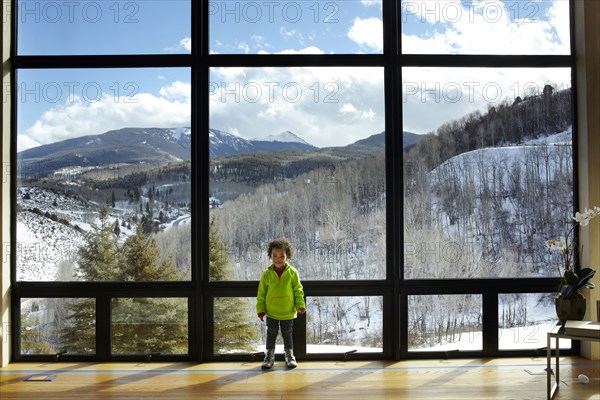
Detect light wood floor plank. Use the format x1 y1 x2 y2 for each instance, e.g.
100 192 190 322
1 357 598 400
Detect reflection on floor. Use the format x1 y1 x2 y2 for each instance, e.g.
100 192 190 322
1 357 599 400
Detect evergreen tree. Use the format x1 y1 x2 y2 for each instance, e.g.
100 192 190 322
121 223 179 281
210 216 259 352
62 205 185 355
78 204 122 281
20 309 55 355
112 224 185 354
60 299 96 354
111 297 187 355
209 216 234 280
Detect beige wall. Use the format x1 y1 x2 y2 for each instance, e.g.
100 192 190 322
578 0 600 359
1 0 11 367
0 1 599 366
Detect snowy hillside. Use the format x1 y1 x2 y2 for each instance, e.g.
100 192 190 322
17 187 92 281
16 185 186 281
432 130 572 195
405 129 574 280
17 187 136 281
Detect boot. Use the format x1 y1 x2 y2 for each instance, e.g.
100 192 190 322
284 349 297 368
261 349 275 369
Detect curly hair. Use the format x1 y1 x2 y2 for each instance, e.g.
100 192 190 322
267 238 294 259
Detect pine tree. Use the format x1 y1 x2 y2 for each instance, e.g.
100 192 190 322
210 216 259 352
121 223 179 281
78 204 122 281
209 216 233 280
61 205 120 353
112 224 185 354
111 297 188 355
62 205 185 355
60 299 96 354
20 309 55 355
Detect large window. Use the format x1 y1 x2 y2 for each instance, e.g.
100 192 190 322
400 0 574 357
209 66 385 282
10 1 577 362
16 68 192 282
403 67 573 280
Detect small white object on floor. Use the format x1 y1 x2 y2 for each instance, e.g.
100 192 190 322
578 374 589 384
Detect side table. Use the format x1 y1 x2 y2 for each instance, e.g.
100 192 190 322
547 322 600 400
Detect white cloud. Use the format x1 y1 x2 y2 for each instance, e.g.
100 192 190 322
237 42 250 54
402 67 571 135
274 46 326 55
348 17 383 53
399 0 572 134
251 34 271 51
159 81 191 102
361 0 382 7
209 66 385 147
279 27 307 48
164 37 191 53
257 46 326 55
280 27 300 38
179 37 192 52
547 0 570 47
340 103 357 114
360 108 376 120
18 82 191 152
401 0 569 55
340 103 376 121
18 65 384 151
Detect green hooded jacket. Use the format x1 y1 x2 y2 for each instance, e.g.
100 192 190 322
256 262 305 320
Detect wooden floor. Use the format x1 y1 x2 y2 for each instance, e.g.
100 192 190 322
0 357 598 400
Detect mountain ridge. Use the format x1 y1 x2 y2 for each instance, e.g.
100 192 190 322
18 127 424 177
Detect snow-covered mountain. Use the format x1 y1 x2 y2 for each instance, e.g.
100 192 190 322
18 127 192 178
251 130 311 145
209 128 256 157
210 129 316 157
17 127 318 174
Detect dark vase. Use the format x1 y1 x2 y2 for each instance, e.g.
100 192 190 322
555 293 586 324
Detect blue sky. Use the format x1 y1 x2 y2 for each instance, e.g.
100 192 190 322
209 0 382 54
16 1 571 151
18 1 191 55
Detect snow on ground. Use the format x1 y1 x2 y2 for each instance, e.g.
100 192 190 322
16 185 190 281
257 321 572 355
523 128 572 145
16 214 84 281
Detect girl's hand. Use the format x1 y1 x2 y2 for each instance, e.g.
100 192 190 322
297 308 306 314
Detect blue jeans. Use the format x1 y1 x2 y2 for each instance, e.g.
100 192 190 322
266 317 294 351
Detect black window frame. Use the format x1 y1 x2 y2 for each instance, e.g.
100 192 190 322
9 0 578 362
